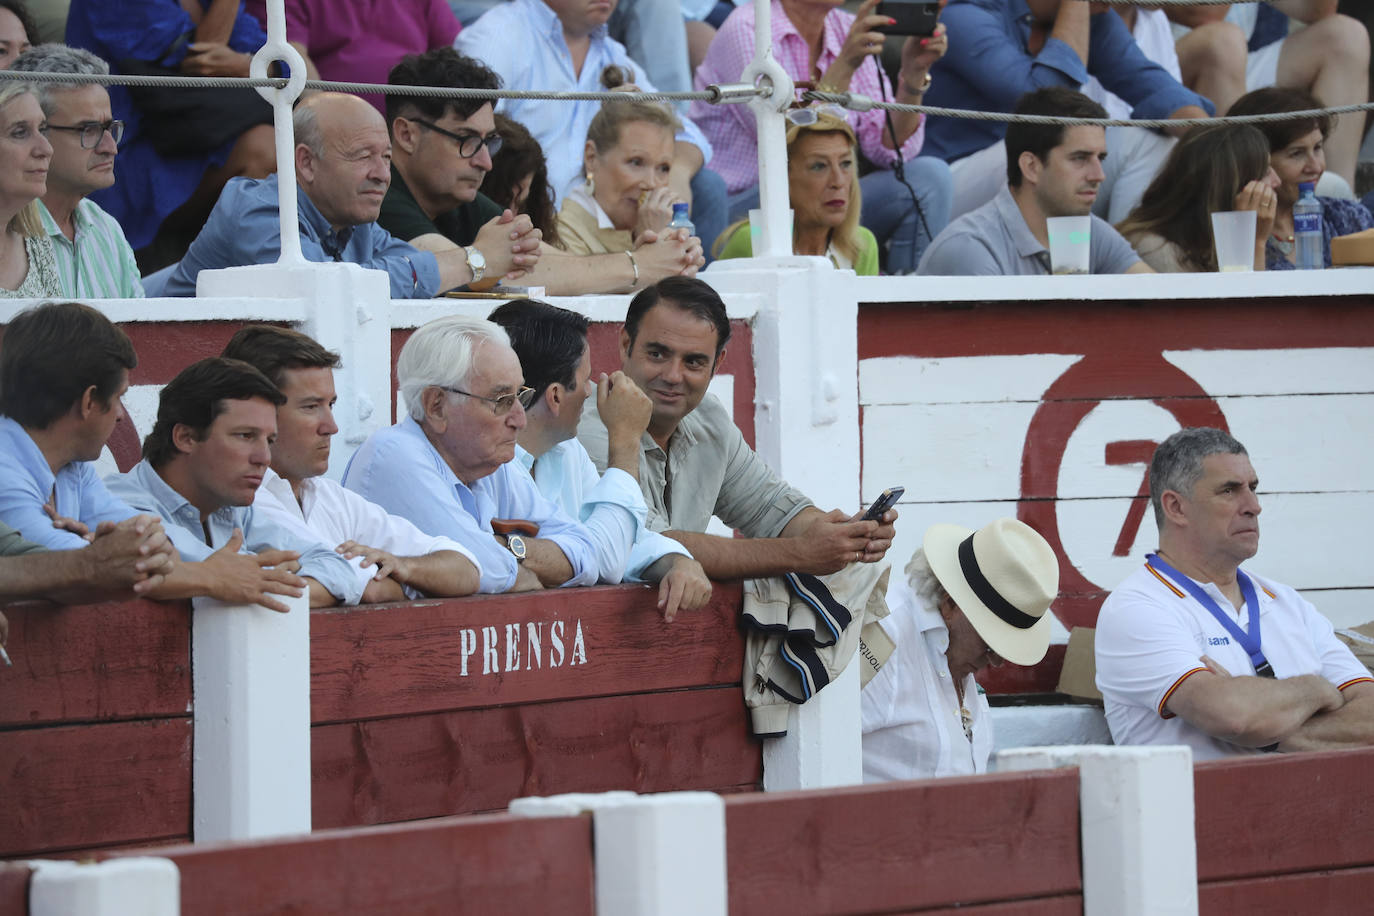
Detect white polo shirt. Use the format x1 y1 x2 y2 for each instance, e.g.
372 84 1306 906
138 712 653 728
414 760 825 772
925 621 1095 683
1096 561 1372 761
860 581 993 781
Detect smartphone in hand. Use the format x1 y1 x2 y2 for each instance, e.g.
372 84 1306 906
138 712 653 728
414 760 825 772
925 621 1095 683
862 486 905 521
876 0 939 37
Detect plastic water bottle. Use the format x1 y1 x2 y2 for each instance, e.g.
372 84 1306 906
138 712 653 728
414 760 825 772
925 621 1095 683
668 202 694 237
1293 181 1324 270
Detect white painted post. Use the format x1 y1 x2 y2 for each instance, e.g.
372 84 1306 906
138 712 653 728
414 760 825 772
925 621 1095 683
28 858 179 916
511 791 727 916
251 0 308 264
996 745 1198 916
192 591 311 843
739 0 794 257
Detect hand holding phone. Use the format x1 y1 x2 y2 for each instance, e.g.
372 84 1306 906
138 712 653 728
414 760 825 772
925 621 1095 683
876 0 939 37
862 486 905 521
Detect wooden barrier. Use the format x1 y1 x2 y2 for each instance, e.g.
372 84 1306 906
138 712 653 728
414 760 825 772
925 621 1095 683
0 864 30 916
723 769 1083 914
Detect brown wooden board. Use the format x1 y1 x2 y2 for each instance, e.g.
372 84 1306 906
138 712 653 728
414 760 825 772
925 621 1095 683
0 719 192 859
312 686 760 828
104 812 595 916
0 864 29 916
310 582 744 723
912 896 1085 915
724 770 1082 914
1195 747 1374 882
1200 866 1374 914
0 600 190 728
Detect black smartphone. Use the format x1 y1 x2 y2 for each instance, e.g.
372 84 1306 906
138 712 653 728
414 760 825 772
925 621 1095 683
862 486 905 521
876 0 939 37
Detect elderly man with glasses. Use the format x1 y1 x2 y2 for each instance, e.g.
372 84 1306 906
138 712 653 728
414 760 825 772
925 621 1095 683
343 314 598 593
164 91 542 298
11 44 142 298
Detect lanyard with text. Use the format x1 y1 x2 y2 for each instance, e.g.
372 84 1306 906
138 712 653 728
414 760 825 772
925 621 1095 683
1146 553 1275 678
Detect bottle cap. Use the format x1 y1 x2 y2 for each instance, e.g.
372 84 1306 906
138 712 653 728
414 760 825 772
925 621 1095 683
1299 181 1316 193
672 202 689 216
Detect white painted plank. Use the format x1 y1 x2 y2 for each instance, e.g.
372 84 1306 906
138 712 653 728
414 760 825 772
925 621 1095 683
859 354 1080 406
1168 348 1374 396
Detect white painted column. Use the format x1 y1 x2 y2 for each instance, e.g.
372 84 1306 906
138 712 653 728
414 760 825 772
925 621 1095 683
511 791 727 916
192 591 311 843
740 0 794 257
996 745 1198 916
28 858 179 916
760 663 862 790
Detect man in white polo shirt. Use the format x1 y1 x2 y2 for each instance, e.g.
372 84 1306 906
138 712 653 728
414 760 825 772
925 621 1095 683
1096 427 1374 761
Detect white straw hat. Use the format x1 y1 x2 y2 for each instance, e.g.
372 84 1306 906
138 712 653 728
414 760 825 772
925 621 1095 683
923 518 1059 666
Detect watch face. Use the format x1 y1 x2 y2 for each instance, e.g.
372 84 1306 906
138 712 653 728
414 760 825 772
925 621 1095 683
467 246 486 270
507 533 527 560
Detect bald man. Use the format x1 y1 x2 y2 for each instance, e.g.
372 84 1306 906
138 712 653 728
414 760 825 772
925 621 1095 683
165 92 541 297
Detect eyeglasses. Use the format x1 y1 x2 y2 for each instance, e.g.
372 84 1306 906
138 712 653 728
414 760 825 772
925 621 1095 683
785 105 848 127
45 119 124 149
410 118 503 158
442 385 535 415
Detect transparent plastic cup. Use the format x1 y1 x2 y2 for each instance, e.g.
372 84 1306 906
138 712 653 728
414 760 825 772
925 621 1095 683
1211 210 1257 272
1046 216 1091 275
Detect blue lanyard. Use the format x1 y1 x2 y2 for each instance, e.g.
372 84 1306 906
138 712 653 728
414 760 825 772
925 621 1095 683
1146 553 1274 678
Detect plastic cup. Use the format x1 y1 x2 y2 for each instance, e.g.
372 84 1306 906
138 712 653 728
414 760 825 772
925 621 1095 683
1211 210 1257 272
1046 216 1092 275
748 207 792 255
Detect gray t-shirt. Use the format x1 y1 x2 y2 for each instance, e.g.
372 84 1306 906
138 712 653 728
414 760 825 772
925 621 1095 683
917 186 1141 276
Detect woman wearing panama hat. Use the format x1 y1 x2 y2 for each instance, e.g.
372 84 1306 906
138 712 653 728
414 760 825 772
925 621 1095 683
861 517 1060 780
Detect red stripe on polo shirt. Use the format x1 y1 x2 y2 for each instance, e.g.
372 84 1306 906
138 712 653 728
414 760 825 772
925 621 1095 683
1338 677 1374 691
1146 564 1186 598
1159 667 1209 719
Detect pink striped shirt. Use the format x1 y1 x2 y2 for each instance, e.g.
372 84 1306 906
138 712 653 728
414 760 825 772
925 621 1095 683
690 0 925 194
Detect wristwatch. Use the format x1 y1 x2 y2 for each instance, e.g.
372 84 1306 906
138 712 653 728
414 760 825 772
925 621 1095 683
464 245 486 284
506 533 527 563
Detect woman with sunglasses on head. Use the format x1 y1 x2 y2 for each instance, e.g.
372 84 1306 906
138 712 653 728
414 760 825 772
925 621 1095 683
0 80 61 298
558 99 704 272
1116 123 1279 273
1227 87 1374 270
714 110 878 275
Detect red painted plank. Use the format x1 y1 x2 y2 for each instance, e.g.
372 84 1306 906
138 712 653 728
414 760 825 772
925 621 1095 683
1195 747 1374 882
312 687 760 828
121 321 280 385
858 299 1374 360
107 813 595 916
724 770 1082 914
0 600 190 728
0 719 192 859
912 895 1084 915
1200 865 1374 914
0 864 29 916
310 582 744 723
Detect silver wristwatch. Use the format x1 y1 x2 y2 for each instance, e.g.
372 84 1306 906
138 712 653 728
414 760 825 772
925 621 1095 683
464 245 486 284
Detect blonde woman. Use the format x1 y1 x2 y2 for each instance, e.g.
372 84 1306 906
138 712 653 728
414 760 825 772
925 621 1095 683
715 111 878 274
0 80 59 298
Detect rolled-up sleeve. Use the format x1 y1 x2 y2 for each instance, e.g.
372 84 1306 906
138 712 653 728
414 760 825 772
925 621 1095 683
502 463 598 587
243 508 364 604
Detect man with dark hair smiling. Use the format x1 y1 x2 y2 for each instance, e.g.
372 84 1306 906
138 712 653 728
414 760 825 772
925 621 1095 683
223 324 481 600
106 357 360 611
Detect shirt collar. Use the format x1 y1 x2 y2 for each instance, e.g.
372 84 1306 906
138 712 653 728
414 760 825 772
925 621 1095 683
914 590 951 655
131 458 199 519
514 443 535 472
995 185 1051 263
565 181 617 230
0 415 56 492
772 0 848 72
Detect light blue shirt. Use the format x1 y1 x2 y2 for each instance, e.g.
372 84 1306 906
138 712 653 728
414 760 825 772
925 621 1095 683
516 439 689 584
342 415 599 593
0 415 137 550
455 0 713 205
106 458 363 604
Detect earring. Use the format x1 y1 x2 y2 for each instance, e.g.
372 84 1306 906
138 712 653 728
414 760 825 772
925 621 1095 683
584 174 595 196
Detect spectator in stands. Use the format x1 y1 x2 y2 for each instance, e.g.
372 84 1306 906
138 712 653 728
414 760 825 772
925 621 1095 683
454 0 728 257
222 325 481 601
862 518 1058 780
0 302 143 548
918 88 1150 276
0 81 60 298
166 91 540 297
0 515 172 604
693 0 951 273
106 357 362 610
0 0 34 68
713 110 878 274
381 50 700 295
12 45 143 297
343 315 599 594
488 299 711 619
1117 124 1279 273
927 0 1213 223
558 100 704 266
1096 427 1374 760
486 114 559 246
1229 87 1374 270
65 0 280 272
20 0 63 45
579 277 896 580
242 0 457 115
1168 2 1368 192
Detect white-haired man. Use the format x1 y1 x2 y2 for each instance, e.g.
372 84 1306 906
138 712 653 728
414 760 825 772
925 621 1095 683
1096 427 1374 760
861 518 1060 780
11 44 142 297
343 315 598 593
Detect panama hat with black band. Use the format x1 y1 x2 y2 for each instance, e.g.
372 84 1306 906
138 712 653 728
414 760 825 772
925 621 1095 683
923 518 1060 667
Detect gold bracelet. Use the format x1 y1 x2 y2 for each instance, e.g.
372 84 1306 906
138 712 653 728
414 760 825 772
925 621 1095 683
901 72 932 97
625 249 640 288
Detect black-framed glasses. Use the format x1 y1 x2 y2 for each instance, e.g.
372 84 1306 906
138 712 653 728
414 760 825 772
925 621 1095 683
45 119 124 149
410 118 503 159
442 385 535 415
